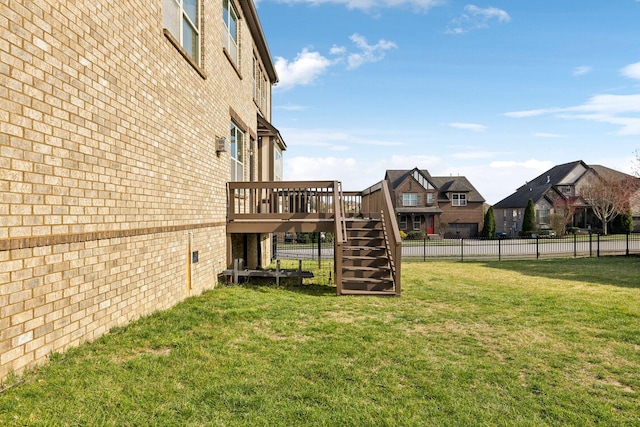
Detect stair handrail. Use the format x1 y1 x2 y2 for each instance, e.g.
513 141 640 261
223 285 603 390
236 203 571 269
332 181 347 294
379 180 401 295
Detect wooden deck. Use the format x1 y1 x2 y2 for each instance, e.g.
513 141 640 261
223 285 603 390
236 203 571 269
226 180 401 296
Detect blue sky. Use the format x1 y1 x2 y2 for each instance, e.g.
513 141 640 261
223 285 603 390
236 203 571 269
257 0 640 204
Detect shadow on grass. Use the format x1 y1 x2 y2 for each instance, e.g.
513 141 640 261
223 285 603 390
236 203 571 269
479 255 640 289
224 278 337 296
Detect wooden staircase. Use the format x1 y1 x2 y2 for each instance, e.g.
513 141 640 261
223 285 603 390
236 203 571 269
339 218 399 296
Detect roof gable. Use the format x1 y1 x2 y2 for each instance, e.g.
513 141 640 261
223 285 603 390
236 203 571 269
384 168 486 203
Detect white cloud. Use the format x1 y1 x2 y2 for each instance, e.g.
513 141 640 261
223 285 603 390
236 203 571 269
273 0 445 12
573 65 592 76
275 34 397 90
506 63 640 134
345 34 397 69
275 104 307 111
274 49 333 91
504 108 562 118
447 5 511 34
450 151 496 159
533 132 564 138
448 122 487 132
621 61 640 80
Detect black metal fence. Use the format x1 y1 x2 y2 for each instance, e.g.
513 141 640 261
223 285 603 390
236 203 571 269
273 232 640 264
402 233 640 261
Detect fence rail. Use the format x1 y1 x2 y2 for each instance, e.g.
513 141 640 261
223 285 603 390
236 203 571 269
403 233 640 261
275 233 640 262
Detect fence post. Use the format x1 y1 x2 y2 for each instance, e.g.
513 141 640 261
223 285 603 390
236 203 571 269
573 233 577 258
597 234 600 257
626 233 630 256
589 232 592 257
423 236 427 262
498 237 502 261
535 235 539 259
461 238 464 262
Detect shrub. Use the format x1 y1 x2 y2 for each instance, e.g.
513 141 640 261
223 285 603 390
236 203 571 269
406 230 426 240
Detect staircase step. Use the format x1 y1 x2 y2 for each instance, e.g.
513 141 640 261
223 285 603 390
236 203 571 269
339 289 399 296
342 265 391 273
341 277 394 292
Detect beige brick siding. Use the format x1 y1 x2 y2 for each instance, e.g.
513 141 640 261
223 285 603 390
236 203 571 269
1 0 271 379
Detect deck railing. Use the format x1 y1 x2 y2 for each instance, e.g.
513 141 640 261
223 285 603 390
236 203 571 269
227 180 400 294
228 180 341 221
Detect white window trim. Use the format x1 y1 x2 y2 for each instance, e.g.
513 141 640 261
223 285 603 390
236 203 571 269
402 193 418 207
452 193 467 207
163 0 201 66
222 0 239 64
413 216 421 231
230 122 244 182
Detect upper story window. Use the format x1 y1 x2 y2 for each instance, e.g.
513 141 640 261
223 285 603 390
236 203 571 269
426 193 434 205
402 193 418 206
412 170 433 189
253 55 268 112
230 122 244 181
222 0 239 64
452 193 467 206
163 0 200 65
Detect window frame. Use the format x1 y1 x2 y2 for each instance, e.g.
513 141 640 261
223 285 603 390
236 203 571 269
230 122 245 182
412 216 422 231
273 146 283 181
402 193 418 207
222 0 239 65
452 193 467 207
163 0 201 66
399 215 407 230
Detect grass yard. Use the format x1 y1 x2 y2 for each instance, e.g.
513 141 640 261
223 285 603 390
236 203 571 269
1 257 639 426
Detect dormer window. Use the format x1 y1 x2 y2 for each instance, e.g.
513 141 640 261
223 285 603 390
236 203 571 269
452 193 467 206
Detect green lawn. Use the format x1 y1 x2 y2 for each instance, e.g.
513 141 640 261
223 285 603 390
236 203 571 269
1 258 639 426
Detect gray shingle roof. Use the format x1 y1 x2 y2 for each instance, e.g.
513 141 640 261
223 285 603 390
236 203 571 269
384 168 486 203
493 160 589 209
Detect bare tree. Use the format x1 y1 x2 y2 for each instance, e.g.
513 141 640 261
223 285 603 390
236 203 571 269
579 173 639 234
553 196 579 230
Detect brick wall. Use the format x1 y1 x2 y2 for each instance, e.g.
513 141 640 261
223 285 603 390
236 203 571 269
1 0 267 379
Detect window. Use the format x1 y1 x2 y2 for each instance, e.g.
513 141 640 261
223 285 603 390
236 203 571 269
426 193 434 205
537 209 549 224
274 146 283 181
413 216 422 231
164 0 200 65
222 0 239 64
399 215 407 230
253 55 268 112
412 170 433 189
402 193 418 206
452 193 467 206
230 122 244 181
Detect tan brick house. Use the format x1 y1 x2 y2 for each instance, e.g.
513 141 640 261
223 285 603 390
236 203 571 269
1 0 284 379
385 168 486 238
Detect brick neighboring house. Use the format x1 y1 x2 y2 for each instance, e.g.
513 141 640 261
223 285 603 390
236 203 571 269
384 168 486 238
1 0 284 379
493 160 640 236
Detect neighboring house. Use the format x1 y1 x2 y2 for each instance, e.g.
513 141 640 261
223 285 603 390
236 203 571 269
493 160 640 235
384 168 486 238
1 0 283 379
